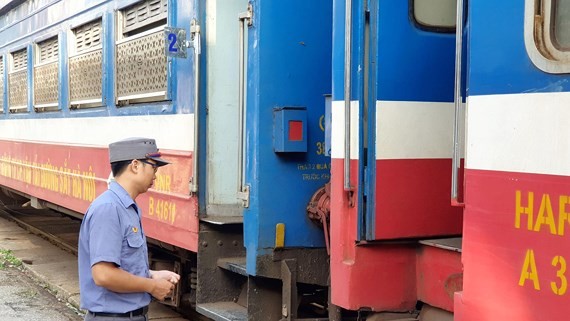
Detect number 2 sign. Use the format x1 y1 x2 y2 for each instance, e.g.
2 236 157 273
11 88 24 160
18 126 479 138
164 27 187 58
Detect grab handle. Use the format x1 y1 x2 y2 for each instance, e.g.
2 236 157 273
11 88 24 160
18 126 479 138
237 4 253 207
451 0 465 206
190 18 201 193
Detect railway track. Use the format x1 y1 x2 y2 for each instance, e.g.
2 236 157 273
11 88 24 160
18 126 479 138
0 204 210 321
0 204 80 256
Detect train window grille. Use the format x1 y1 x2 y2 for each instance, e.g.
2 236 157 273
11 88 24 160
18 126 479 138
8 48 28 112
68 19 103 109
525 0 570 73
0 56 3 113
411 0 457 33
34 36 59 111
122 0 167 37
116 0 168 105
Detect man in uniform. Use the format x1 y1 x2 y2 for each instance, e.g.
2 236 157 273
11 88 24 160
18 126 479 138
78 137 180 321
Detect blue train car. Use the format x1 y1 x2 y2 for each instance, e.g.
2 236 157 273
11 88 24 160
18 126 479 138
0 0 333 320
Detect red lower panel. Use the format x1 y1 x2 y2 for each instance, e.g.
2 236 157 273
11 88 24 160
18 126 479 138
457 169 570 321
330 157 463 310
0 140 198 252
330 158 416 310
416 245 462 312
374 159 463 239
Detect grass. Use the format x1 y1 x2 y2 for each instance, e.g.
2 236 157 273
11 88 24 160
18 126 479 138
0 249 22 269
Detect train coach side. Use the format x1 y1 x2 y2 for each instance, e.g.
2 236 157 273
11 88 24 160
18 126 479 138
456 0 570 320
0 0 199 252
0 1 336 320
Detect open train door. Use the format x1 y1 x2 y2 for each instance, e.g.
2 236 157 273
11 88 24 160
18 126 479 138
199 0 249 223
331 0 463 312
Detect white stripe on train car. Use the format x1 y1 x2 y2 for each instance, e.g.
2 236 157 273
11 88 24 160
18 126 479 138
466 92 570 175
331 100 460 160
331 100 359 159
0 114 194 151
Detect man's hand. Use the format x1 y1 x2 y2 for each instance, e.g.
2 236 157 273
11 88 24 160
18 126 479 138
150 278 175 301
150 270 180 285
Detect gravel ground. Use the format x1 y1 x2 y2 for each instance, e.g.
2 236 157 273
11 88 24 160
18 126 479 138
0 265 83 321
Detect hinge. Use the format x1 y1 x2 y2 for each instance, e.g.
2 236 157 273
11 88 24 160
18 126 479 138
237 185 250 208
188 18 201 54
239 3 253 27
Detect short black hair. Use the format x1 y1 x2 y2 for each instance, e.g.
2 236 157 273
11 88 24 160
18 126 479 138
110 160 132 177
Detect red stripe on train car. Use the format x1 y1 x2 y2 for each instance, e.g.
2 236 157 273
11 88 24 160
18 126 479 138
0 140 199 252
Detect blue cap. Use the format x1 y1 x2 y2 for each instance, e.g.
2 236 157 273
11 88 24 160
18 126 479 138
108 137 170 166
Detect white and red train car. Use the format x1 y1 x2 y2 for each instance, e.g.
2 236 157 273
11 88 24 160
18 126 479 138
331 0 570 320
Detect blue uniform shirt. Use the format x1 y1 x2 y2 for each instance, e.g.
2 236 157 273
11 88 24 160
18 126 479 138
78 181 151 312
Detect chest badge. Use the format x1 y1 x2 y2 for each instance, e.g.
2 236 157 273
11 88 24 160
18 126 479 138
132 227 138 233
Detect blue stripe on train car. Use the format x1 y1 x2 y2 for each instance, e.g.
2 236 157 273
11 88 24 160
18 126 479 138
0 0 196 119
468 1 570 96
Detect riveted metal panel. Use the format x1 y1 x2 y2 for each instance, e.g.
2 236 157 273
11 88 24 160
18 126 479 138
74 20 102 53
38 37 59 63
9 69 27 109
123 0 167 35
116 31 167 99
12 48 27 70
69 49 102 103
34 62 58 106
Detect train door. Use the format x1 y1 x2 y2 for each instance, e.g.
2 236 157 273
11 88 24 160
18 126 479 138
455 1 570 320
202 0 249 221
332 0 461 243
361 0 462 241
331 0 462 311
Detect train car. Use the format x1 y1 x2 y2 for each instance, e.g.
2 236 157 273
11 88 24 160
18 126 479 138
330 0 460 316
0 0 333 320
4 0 568 320
330 0 570 320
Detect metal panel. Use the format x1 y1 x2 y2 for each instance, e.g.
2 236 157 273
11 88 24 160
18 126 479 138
12 49 27 70
38 37 58 63
8 69 27 109
123 0 167 34
74 20 102 53
116 30 166 100
69 49 102 103
34 62 58 106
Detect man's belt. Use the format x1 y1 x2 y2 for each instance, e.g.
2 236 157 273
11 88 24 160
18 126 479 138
89 305 148 318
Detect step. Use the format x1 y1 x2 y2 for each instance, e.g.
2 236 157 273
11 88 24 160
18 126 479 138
217 257 247 276
196 302 247 321
201 215 243 225
419 237 462 252
416 237 463 313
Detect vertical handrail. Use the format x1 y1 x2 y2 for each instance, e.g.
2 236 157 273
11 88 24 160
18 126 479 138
344 0 353 191
237 4 252 207
190 19 201 193
451 0 464 205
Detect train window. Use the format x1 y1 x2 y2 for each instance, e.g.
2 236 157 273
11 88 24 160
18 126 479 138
525 0 570 73
69 19 103 108
122 0 167 37
116 0 168 105
0 56 3 113
553 0 570 50
34 36 59 111
8 48 28 112
412 0 456 32
74 20 102 54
